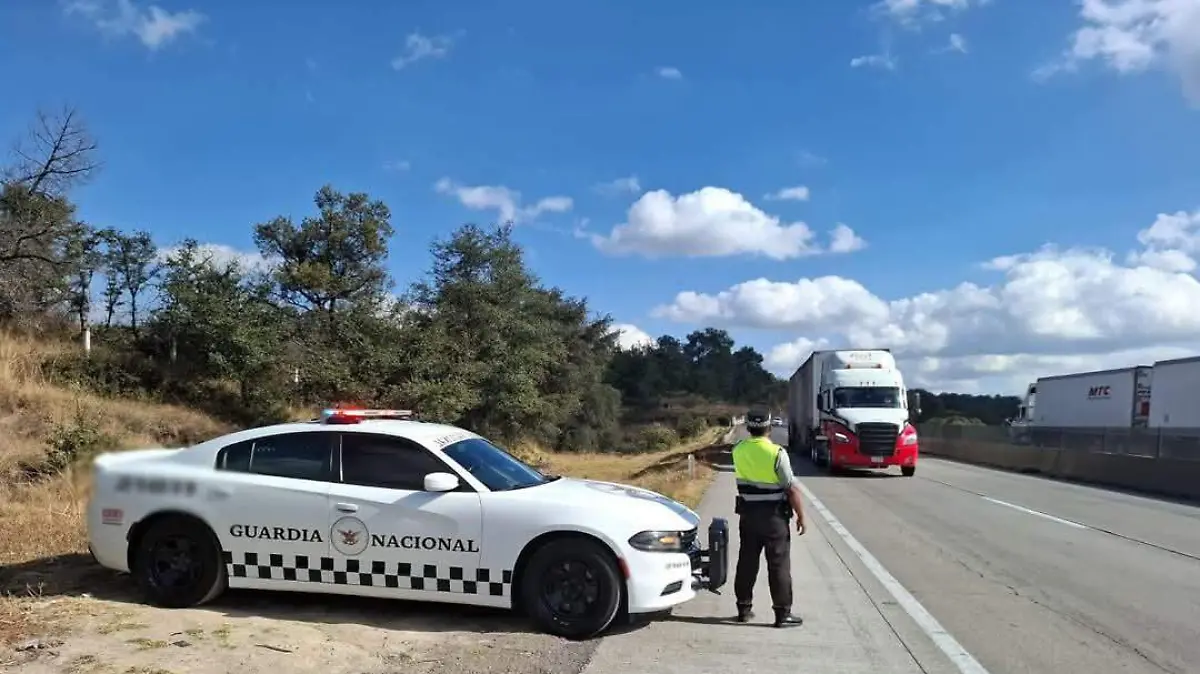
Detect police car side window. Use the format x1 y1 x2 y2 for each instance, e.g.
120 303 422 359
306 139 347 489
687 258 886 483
216 432 333 482
340 434 453 491
217 440 253 472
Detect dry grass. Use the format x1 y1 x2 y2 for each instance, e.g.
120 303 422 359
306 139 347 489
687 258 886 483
510 428 726 509
0 332 231 476
0 330 729 645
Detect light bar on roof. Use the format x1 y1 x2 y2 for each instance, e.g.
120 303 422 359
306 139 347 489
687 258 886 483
319 408 414 424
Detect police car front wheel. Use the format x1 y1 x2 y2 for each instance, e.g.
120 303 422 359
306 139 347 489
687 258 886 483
131 514 226 609
520 538 623 640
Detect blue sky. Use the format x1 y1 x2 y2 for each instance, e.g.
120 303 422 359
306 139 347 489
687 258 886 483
3 0 1200 394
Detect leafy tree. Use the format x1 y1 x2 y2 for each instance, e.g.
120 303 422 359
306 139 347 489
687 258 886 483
0 108 99 327
148 240 289 417
103 229 159 334
913 389 1019 425
606 328 783 407
63 224 106 334
396 223 620 447
253 185 394 325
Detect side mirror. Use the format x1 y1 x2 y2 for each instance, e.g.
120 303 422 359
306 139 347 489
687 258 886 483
908 391 922 420
424 472 460 492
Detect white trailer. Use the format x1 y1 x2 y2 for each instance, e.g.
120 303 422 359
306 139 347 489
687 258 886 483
1147 356 1200 428
1033 366 1151 428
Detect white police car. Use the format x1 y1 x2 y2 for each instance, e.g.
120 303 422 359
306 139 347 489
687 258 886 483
86 408 728 639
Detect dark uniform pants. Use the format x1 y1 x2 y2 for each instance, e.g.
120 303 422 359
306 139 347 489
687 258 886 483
734 509 793 610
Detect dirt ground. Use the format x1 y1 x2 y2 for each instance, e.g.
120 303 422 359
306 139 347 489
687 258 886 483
1 554 614 674
0 331 729 673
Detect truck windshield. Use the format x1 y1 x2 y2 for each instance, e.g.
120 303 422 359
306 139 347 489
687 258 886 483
441 437 554 492
833 386 903 408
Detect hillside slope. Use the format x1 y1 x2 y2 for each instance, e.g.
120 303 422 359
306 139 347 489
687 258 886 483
0 331 728 645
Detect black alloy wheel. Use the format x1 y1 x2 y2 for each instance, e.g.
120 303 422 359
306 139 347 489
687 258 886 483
521 538 622 640
132 515 226 608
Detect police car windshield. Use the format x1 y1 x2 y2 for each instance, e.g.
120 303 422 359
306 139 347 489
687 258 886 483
442 437 551 491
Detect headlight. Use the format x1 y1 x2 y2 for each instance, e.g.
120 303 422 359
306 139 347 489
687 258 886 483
833 432 849 443
628 530 685 553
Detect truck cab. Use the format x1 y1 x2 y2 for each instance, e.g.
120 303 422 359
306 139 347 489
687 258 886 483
814 350 920 476
1006 382 1036 443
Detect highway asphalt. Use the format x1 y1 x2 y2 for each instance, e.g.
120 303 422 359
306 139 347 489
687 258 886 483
583 427 1200 674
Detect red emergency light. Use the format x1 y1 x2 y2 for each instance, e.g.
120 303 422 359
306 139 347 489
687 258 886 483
319 407 414 424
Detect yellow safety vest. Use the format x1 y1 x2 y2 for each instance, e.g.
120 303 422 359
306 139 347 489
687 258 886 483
732 436 786 504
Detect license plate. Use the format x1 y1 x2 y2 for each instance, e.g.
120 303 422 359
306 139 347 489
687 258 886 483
872 457 885 465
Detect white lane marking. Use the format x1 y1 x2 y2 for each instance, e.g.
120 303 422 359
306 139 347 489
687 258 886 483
799 483 991 674
980 496 1088 530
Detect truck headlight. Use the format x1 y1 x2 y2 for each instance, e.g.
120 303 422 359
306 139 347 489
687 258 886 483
833 432 849 443
628 530 685 553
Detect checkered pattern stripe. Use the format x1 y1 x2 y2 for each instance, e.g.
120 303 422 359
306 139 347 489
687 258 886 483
221 551 513 596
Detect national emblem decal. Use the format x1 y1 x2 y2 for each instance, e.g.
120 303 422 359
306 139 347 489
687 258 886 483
330 516 370 556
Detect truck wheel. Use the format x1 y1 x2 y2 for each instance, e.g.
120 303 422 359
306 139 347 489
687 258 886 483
131 515 226 608
520 538 623 640
901 466 916 477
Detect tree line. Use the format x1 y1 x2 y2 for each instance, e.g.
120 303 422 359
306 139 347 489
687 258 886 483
0 107 1016 457
0 107 795 453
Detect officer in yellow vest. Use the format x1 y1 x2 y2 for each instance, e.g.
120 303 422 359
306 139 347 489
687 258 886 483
731 407 805 627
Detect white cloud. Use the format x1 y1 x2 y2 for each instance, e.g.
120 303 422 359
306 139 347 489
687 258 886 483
797 150 829 168
434 178 573 224
764 185 810 202
157 242 272 273
656 66 683 80
851 53 899 70
391 32 455 70
765 336 833 373
383 160 411 172
873 0 990 27
946 33 969 53
655 207 1200 393
1035 0 1200 106
828 223 868 253
588 186 867 260
65 0 205 50
594 176 642 196
609 323 655 350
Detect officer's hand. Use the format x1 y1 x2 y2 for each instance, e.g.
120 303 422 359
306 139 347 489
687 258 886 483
796 519 806 535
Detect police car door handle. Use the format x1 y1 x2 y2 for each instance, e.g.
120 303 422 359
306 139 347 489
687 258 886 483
334 503 359 513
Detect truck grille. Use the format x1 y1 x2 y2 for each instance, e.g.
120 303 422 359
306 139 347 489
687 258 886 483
856 422 899 457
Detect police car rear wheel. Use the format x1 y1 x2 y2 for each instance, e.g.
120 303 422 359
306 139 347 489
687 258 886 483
521 538 622 640
132 515 225 609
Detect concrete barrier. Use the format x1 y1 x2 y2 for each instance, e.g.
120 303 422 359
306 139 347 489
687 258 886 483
922 437 1200 502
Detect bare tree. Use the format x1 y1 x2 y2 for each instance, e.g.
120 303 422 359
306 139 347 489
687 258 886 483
4 106 100 197
0 106 101 326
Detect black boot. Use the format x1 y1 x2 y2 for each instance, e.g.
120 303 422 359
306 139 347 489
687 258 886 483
773 609 803 628
735 606 755 623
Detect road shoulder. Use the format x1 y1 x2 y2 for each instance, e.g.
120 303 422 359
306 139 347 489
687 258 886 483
581 471 949 674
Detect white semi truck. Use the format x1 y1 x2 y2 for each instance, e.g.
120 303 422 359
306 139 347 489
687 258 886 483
1032 366 1151 428
1006 382 1038 443
1145 356 1199 428
786 349 922 476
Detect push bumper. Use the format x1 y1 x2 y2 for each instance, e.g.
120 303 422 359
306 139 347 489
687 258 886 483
689 518 729 594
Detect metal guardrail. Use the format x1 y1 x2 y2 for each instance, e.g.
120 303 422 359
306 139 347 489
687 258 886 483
917 423 1200 463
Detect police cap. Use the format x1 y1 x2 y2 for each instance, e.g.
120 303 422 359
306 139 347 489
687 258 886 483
746 407 771 429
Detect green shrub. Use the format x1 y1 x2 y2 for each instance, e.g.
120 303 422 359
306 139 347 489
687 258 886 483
635 423 679 452
36 407 119 476
674 413 708 438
